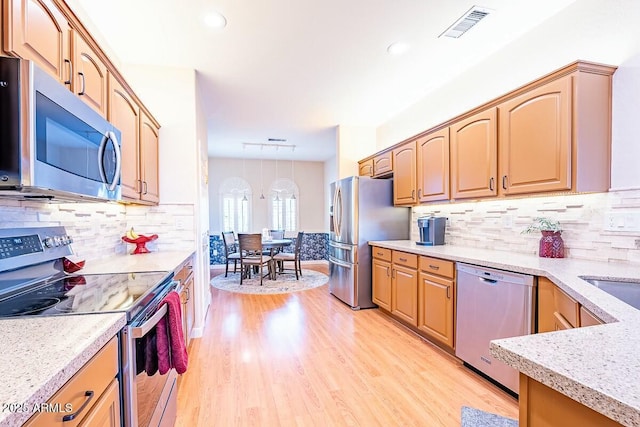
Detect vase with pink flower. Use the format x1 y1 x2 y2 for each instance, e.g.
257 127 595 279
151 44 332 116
522 217 564 258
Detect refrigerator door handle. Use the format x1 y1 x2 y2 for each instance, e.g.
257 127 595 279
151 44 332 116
334 186 343 238
329 255 352 269
329 241 352 250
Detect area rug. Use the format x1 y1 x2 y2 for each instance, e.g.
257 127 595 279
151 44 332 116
210 269 328 295
461 406 518 427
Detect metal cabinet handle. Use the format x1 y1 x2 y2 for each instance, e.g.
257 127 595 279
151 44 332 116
399 257 408 262
489 177 495 191
386 266 390 277
376 252 384 256
62 390 94 421
411 189 415 200
64 59 73 85
143 181 148 195
429 264 440 270
446 285 451 299
502 175 508 190
77 72 86 95
418 188 422 198
392 269 396 279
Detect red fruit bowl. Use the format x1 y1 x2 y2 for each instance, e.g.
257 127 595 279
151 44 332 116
122 234 158 254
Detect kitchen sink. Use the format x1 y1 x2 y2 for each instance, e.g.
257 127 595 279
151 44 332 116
580 277 640 310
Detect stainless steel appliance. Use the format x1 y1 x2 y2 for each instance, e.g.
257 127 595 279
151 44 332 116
0 57 122 201
416 216 446 246
455 263 535 394
329 176 409 309
0 227 180 427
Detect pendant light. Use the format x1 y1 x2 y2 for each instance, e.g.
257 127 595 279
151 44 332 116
259 156 265 200
241 157 248 201
290 159 296 200
274 158 280 201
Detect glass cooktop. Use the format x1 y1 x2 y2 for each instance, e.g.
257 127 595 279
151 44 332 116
0 271 172 320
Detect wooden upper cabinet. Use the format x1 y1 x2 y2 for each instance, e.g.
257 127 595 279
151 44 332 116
499 77 571 195
72 29 107 116
450 108 497 199
4 0 71 84
140 110 160 204
392 141 417 205
416 128 450 203
108 74 140 200
373 151 393 177
358 158 373 177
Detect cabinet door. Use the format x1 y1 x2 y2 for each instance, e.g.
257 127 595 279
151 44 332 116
450 108 497 199
72 30 108 117
358 159 373 177
108 74 140 200
418 272 455 349
5 0 71 84
416 128 450 203
391 264 418 326
372 258 392 311
139 110 160 204
185 276 195 347
392 141 417 206
77 379 121 427
499 77 571 195
373 152 392 177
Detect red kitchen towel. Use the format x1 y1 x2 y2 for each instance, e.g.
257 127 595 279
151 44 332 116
156 291 188 375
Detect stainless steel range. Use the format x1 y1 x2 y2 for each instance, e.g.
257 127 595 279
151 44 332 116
0 226 179 427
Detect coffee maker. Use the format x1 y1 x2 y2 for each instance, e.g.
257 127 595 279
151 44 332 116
416 216 446 246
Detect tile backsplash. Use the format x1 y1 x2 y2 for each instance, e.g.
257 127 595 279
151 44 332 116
0 200 195 261
412 189 640 264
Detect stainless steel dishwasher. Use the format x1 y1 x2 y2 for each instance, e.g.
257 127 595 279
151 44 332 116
455 263 535 394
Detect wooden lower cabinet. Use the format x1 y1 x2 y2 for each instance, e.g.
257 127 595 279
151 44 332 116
538 277 604 332
372 247 392 311
418 271 455 349
519 375 622 427
176 255 196 348
391 251 418 326
24 337 120 427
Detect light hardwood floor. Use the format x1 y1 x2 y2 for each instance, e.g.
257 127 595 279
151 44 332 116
176 263 518 426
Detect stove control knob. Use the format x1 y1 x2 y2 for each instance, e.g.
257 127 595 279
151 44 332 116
43 237 54 248
53 236 62 247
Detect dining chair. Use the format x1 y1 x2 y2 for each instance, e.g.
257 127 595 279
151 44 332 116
273 231 304 280
221 231 241 277
237 233 273 285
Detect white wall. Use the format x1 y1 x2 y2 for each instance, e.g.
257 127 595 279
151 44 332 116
377 0 640 190
209 158 326 234
336 125 376 179
324 156 337 231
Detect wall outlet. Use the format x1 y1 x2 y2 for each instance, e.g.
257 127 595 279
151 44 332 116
603 211 640 232
213 249 218 256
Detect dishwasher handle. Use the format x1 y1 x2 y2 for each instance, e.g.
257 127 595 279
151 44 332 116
479 277 498 284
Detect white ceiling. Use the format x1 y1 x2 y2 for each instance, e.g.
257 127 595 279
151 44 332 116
72 0 576 161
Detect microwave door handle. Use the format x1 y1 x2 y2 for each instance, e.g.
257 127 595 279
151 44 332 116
108 131 122 191
98 132 122 191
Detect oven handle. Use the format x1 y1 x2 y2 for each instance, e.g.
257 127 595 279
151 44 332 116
131 304 167 339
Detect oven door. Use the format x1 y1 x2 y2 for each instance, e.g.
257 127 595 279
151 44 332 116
121 304 178 427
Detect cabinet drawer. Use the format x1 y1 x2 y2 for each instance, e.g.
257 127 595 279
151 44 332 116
419 256 454 279
553 286 579 328
372 247 391 262
392 251 418 269
175 256 194 283
24 337 118 427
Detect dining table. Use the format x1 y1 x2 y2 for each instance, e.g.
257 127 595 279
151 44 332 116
262 239 293 279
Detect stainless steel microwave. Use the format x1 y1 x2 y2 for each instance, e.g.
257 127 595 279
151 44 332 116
0 56 122 202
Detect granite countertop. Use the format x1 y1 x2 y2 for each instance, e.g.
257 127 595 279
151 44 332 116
80 250 195 275
0 313 126 427
369 240 640 427
0 250 194 427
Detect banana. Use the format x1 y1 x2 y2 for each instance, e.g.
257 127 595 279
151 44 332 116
126 227 139 240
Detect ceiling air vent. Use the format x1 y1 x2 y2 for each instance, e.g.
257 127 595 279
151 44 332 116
440 6 492 39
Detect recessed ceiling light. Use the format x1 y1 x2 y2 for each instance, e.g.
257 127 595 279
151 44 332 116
204 11 227 29
386 42 410 56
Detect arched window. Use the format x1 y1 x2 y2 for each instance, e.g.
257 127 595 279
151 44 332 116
219 177 251 232
269 178 299 231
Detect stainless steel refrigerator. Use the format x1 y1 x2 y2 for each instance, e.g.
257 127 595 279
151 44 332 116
329 176 410 309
